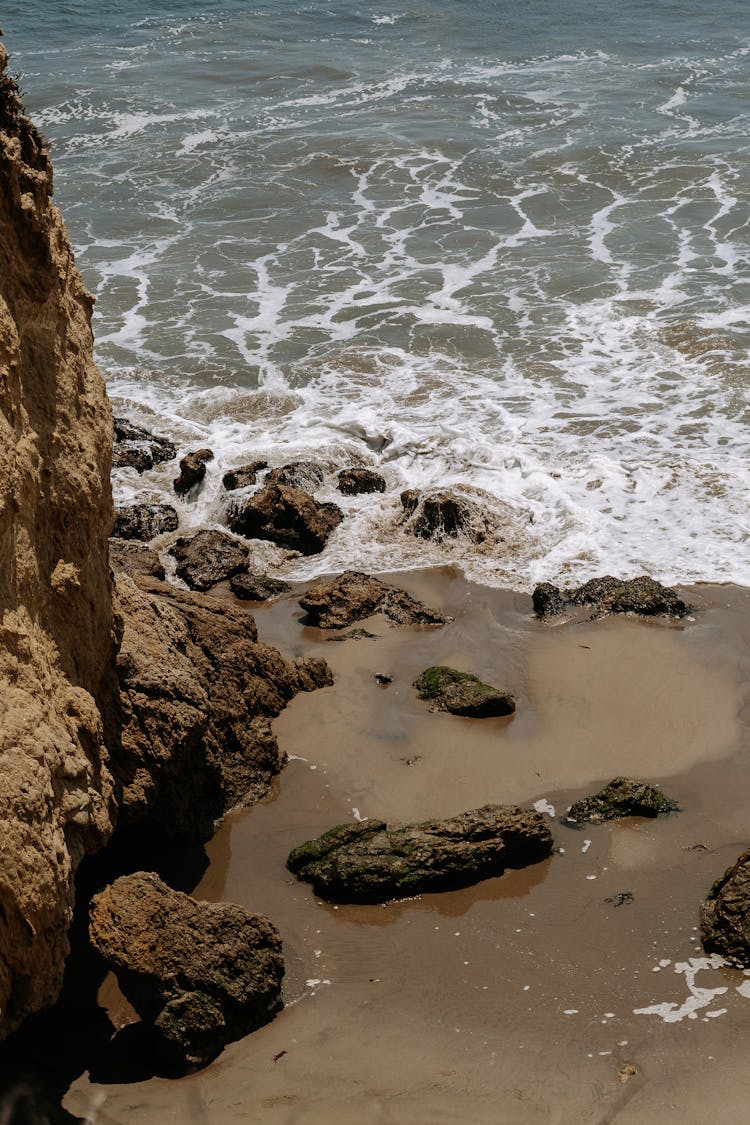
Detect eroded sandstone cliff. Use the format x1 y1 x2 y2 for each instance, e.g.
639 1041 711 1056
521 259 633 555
0 39 116 1035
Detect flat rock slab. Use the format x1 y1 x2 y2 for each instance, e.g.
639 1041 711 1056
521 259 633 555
89 872 284 1068
566 777 679 823
228 482 342 555
701 849 750 965
414 666 516 717
169 530 249 591
533 575 690 620
299 570 448 629
287 804 552 903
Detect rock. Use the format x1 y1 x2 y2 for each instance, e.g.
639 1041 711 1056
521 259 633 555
112 418 177 473
401 490 489 543
414 666 516 718
222 461 268 491
112 503 179 542
532 575 690 619
287 804 553 903
337 468 386 495
228 482 343 555
326 628 378 642
110 540 166 581
89 872 284 1068
298 570 448 629
169 530 249 592
266 460 325 492
567 777 679 823
229 573 292 601
701 850 750 965
174 449 214 496
0 56 118 1038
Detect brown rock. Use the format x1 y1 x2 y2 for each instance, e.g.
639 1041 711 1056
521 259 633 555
229 573 292 601
266 460 325 491
532 575 691 620
0 53 117 1037
169 529 249 591
401 490 490 543
222 460 268 491
110 540 166 581
299 570 448 629
112 503 179 541
89 872 284 1068
174 448 214 496
112 418 176 473
228 482 343 555
701 849 750 965
337 468 386 495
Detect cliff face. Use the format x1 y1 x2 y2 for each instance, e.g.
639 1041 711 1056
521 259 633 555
0 41 116 1035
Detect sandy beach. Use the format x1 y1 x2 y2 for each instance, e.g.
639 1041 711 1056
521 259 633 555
61 570 750 1124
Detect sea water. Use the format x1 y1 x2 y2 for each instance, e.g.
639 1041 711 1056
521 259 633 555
3 0 749 588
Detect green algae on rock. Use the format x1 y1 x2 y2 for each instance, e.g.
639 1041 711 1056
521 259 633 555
533 575 691 620
567 777 679 823
287 804 552 903
414 666 516 718
700 849 750 966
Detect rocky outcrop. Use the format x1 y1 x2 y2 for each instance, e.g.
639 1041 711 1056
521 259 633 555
169 529 249 592
173 448 214 496
89 872 284 1067
288 805 553 903
0 46 117 1037
229 572 292 601
108 574 333 838
298 570 449 629
228 482 343 555
566 777 679 823
112 418 176 473
110 540 166 581
112 503 178 542
701 850 750 965
222 460 268 491
400 489 490 543
414 666 516 718
533 576 690 619
337 468 386 495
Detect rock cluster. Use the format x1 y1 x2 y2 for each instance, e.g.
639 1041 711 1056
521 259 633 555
89 872 284 1068
298 570 448 629
532 575 690 619
288 805 553 903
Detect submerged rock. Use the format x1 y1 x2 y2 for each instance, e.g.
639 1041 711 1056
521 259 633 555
532 575 690 620
228 482 343 555
337 468 386 495
229 573 292 601
170 530 249 592
400 490 489 544
110 540 166 581
173 448 214 496
701 850 750 965
414 666 516 718
113 417 177 473
112 503 179 542
567 777 679 823
288 804 552 903
299 570 448 629
89 872 284 1068
222 460 269 491
266 460 325 492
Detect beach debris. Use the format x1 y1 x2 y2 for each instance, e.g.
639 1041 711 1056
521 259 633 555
700 848 750 965
414 666 516 718
566 778 679 823
337 467 386 495
173 447 214 496
266 460 325 492
222 460 268 491
400 489 490 544
605 892 635 908
618 1063 638 1083
532 575 691 620
112 502 179 542
229 572 292 601
228 482 343 555
299 569 448 628
112 416 177 473
89 872 284 1069
287 804 552 903
374 672 393 686
169 529 249 591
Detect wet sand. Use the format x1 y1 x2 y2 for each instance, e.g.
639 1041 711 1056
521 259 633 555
66 570 750 1123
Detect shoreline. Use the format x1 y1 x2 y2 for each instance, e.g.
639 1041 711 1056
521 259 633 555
63 567 750 1123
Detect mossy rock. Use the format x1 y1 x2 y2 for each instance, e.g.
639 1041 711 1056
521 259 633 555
701 849 750 965
567 777 679 823
414 666 515 718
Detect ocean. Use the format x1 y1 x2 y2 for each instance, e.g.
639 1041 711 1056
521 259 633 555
3 0 750 588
